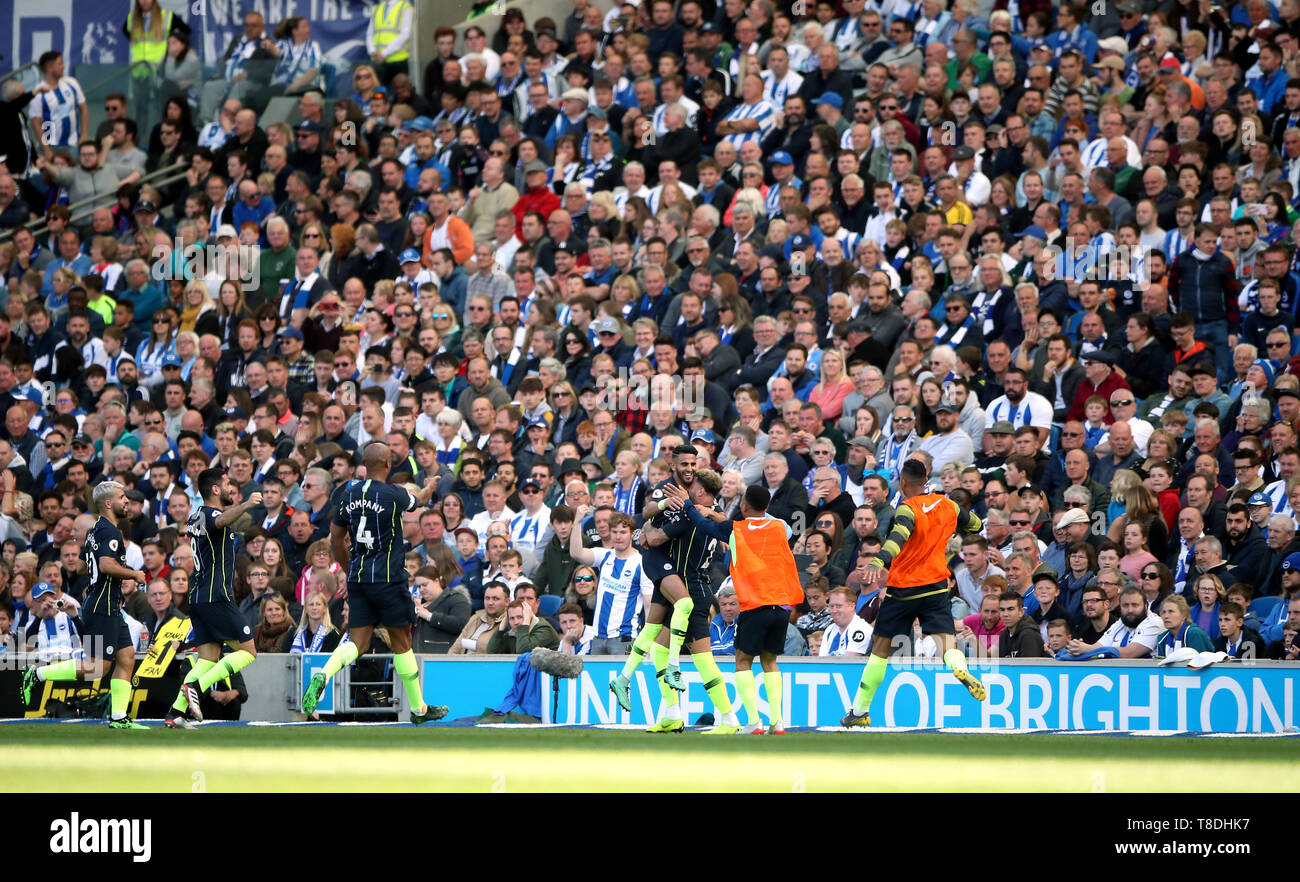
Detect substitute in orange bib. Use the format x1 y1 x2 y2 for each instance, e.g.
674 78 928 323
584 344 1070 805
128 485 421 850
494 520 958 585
664 482 804 734
841 458 988 728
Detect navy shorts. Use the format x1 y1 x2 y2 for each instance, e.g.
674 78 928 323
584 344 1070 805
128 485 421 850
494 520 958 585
349 580 416 628
642 546 678 588
189 601 254 646
872 581 956 642
735 605 789 657
81 611 133 663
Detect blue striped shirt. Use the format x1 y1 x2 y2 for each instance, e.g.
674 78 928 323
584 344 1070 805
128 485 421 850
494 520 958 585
272 39 323 89
591 548 653 639
32 78 86 149
721 99 777 147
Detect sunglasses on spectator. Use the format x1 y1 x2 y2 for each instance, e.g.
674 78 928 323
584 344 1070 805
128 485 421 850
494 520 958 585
573 575 594 582
1110 399 1134 407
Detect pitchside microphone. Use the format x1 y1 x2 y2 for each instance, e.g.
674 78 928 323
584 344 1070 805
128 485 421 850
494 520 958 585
530 648 584 679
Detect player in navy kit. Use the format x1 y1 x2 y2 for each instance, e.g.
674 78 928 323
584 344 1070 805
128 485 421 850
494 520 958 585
610 445 698 708
165 467 266 729
20 481 150 728
302 442 446 724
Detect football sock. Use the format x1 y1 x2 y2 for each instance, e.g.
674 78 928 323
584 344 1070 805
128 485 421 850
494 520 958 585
653 643 678 708
853 654 889 714
172 658 216 713
735 668 760 725
691 651 733 715
321 640 360 680
668 597 693 665
943 647 969 674
621 623 661 678
198 650 255 691
37 658 78 682
392 650 425 711
763 670 784 727
109 678 131 720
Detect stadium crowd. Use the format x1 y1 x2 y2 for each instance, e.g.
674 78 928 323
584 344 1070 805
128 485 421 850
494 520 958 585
2 0 1300 688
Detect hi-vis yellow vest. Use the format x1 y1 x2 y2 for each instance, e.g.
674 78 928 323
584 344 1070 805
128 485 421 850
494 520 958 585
372 0 412 62
128 8 173 65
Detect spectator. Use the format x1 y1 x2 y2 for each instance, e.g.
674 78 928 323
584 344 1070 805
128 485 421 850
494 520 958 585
412 567 471 654
993 590 1045 658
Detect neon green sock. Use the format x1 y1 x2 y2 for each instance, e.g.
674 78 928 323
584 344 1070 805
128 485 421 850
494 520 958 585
691 651 732 715
735 668 759 725
393 650 425 711
109 677 131 720
668 597 694 665
198 650 255 691
321 640 360 680
652 643 677 707
172 657 216 712
853 654 889 714
622 623 662 679
763 670 784 727
943 647 969 674
38 658 78 682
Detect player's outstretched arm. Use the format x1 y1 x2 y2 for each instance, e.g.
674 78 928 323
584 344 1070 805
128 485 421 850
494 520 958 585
413 476 438 506
213 492 264 528
681 501 733 543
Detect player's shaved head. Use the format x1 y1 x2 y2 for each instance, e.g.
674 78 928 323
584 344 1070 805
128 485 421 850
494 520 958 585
362 442 391 472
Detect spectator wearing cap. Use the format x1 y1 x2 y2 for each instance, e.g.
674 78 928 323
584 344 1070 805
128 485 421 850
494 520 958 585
22 580 84 660
1065 350 1130 424
511 160 562 238
545 88 590 153
918 397 975 473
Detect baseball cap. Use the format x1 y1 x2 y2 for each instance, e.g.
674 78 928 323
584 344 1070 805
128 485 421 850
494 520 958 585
789 233 813 251
161 352 183 368
524 159 548 174
691 429 717 445
594 316 621 335
370 86 388 98
1249 492 1272 507
527 420 549 431
1097 56 1126 71
72 433 93 446
404 116 434 132
31 581 56 599
279 327 304 341
134 200 157 215
1098 36 1129 55
587 106 608 121
1018 483 1043 497
700 21 720 33
849 436 875 448
519 479 542 493
1159 57 1181 70
297 119 323 134
934 398 958 413
1284 552 1300 572
225 406 249 421
771 151 794 166
1017 225 1047 241
952 145 975 161
453 526 479 543
1057 508 1091 528
19 387 43 405
399 248 422 264
216 224 238 239
987 420 1015 435
553 241 574 255
811 93 843 110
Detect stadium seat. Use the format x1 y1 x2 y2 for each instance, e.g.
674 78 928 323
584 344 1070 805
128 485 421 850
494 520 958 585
261 97 302 128
538 595 562 617
1250 596 1281 621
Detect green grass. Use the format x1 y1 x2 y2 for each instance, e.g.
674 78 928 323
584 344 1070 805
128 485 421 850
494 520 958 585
5 725 1300 792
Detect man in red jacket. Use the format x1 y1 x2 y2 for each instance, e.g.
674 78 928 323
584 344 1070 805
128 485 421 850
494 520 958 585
511 160 560 237
1066 349 1131 424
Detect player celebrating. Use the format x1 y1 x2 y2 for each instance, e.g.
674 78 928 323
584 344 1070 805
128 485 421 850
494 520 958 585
841 458 986 727
638 468 741 734
302 442 446 724
664 481 804 734
611 445 698 707
20 481 150 729
164 467 265 729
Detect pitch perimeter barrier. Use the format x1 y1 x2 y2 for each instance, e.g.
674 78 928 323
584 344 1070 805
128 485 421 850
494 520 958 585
4 655 1298 731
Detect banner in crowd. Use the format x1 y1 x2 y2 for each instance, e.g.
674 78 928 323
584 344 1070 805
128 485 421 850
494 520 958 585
6 0 374 71
421 658 1300 733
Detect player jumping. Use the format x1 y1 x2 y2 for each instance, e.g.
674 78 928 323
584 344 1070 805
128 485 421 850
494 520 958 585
664 481 804 734
301 442 446 724
165 467 265 729
611 447 696 700
637 468 741 734
841 458 987 728
20 481 151 729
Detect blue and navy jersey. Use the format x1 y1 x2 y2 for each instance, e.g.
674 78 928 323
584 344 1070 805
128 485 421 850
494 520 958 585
591 547 653 639
188 505 237 604
83 516 127 616
662 499 721 592
332 479 417 583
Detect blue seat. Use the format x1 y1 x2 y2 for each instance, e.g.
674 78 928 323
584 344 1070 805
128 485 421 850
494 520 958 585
1250 595 1281 621
538 595 562 617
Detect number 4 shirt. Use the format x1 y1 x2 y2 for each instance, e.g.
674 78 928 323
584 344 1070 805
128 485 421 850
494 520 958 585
332 479 418 583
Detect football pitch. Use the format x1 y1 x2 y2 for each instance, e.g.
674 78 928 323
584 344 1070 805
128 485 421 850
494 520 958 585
4 723 1300 792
